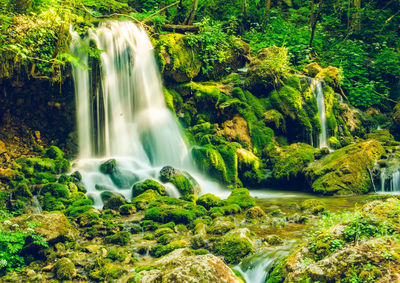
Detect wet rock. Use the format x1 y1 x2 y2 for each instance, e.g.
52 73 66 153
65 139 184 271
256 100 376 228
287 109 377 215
131 179 166 198
246 206 266 218
159 166 200 195
214 228 254 264
103 194 127 211
136 248 242 283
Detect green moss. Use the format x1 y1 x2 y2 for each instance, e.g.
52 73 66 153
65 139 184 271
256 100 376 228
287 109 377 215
196 193 221 210
328 136 341 149
65 199 93 218
103 195 127 211
270 85 319 143
154 227 174 238
264 109 286 133
245 90 265 118
217 143 241 185
105 231 130 246
41 183 70 198
365 129 394 143
13 183 32 201
323 85 338 135
192 145 228 184
222 73 241 86
305 140 385 195
131 179 166 198
220 188 255 209
214 236 253 264
44 146 64 160
171 174 194 196
53 258 76 280
268 143 316 183
131 190 161 210
99 159 117 175
152 240 188 257
232 87 246 101
119 204 136 215
155 33 201 82
16 157 70 175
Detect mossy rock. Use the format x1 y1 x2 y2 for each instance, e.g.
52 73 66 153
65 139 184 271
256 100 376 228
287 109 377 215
305 140 385 195
264 109 286 133
220 188 255 210
314 147 330 160
103 195 127 211
267 143 316 184
196 193 221 210
328 136 341 149
99 159 117 175
315 66 342 86
131 179 166 198
208 217 235 235
119 204 136 215
13 183 33 201
151 240 189 258
304 62 323 77
246 206 266 218
104 231 130 246
131 190 161 210
245 46 290 93
214 229 254 264
44 146 64 160
270 85 316 142
53 258 76 280
155 33 201 82
365 129 394 143
159 166 199 196
0 168 24 182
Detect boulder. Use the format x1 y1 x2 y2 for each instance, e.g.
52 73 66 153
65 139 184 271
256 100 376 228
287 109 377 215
12 212 77 243
159 166 200 196
136 248 241 282
305 140 384 195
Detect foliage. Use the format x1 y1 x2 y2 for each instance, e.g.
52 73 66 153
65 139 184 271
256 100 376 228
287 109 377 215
0 220 48 272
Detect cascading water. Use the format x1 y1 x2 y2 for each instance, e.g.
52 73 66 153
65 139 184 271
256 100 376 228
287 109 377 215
379 167 400 192
311 79 329 148
70 21 212 207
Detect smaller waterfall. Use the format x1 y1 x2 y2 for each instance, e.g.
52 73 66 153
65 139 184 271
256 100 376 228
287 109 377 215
378 167 400 193
311 79 328 148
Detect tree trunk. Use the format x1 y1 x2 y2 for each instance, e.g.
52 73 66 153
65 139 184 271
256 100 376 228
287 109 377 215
309 0 322 48
183 0 199 25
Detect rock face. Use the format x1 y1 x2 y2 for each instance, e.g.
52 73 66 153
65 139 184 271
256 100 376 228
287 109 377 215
305 140 384 195
137 248 242 283
13 212 77 243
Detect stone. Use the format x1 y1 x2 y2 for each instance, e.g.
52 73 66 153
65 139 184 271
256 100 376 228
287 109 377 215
137 248 242 283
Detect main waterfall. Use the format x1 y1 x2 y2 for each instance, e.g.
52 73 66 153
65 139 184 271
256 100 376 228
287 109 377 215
70 21 202 207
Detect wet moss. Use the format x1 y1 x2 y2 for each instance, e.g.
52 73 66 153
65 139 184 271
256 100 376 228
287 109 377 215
53 258 76 280
196 193 221 210
104 231 130 246
214 235 253 264
220 188 255 210
131 179 166 198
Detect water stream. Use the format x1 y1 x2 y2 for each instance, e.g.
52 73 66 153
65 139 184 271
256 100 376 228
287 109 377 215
311 79 329 148
70 21 221 207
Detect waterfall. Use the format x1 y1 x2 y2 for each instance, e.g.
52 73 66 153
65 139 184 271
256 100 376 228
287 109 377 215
70 21 203 207
379 168 400 192
311 79 328 148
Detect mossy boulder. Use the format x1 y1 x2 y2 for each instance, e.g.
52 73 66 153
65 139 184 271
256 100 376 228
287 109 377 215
304 62 323 77
99 159 116 174
365 129 394 143
196 193 221 210
155 33 201 82
245 46 290 92
220 188 255 210
53 258 76 280
131 179 166 198
119 204 136 215
328 136 341 149
159 166 200 196
103 195 127 211
131 190 161 210
104 231 130 246
137 248 242 282
305 140 384 195
44 146 64 160
208 217 235 235
267 143 316 184
315 66 342 87
214 228 254 264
